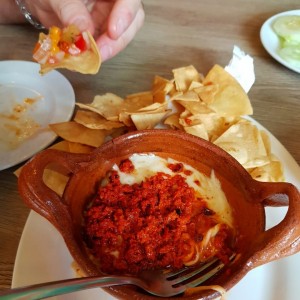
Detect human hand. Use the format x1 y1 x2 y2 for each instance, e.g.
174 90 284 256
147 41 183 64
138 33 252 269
25 0 145 61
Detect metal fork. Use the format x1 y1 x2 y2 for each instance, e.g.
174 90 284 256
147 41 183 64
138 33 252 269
0 255 235 299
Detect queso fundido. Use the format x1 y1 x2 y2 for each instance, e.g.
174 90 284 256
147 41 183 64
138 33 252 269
83 154 236 275
17 129 300 300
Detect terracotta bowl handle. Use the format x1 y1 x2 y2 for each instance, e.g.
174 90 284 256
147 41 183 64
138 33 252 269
18 149 90 233
247 181 300 269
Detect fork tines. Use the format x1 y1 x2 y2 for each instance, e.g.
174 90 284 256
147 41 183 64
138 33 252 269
167 254 236 288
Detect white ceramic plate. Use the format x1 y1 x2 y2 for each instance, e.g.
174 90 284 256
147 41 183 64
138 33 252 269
260 10 300 73
0 60 75 171
12 118 300 300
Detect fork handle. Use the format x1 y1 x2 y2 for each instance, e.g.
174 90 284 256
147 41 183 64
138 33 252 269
0 276 140 300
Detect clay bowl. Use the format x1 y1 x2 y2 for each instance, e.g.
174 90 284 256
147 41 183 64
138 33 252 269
18 129 300 300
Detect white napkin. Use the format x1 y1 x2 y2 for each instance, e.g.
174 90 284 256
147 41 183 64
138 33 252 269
225 46 255 93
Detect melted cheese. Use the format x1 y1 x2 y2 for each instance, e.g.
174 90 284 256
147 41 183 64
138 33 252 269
112 153 233 227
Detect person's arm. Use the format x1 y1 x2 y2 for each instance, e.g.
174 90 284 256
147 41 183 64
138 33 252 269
0 0 25 24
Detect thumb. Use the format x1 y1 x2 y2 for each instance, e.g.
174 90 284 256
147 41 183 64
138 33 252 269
51 0 95 34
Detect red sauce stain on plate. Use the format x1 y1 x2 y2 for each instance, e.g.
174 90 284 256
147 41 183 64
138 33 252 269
0 97 41 150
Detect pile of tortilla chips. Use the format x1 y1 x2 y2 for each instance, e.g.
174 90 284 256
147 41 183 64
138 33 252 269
15 64 284 193
49 64 284 183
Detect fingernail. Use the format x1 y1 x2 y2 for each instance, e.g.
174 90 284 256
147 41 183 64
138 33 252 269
116 18 125 37
72 16 89 32
100 44 113 61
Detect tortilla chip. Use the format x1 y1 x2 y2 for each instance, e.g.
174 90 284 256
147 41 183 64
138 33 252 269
171 90 200 102
202 64 253 116
184 123 209 140
34 25 101 75
214 120 268 168
43 169 69 197
260 130 272 156
49 140 71 151
181 113 239 142
76 93 124 121
173 65 202 92
122 92 154 112
153 91 167 104
131 111 170 130
74 110 123 130
176 100 213 115
49 140 94 154
67 141 95 153
188 81 204 91
137 102 168 113
164 114 183 130
249 160 284 182
152 75 174 103
118 111 134 127
49 121 108 147
194 84 219 104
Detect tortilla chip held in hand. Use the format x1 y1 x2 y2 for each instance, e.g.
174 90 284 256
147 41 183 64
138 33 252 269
33 25 101 75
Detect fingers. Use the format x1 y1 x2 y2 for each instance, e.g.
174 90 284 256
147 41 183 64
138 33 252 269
97 3 145 61
49 0 95 34
27 0 145 62
107 0 145 40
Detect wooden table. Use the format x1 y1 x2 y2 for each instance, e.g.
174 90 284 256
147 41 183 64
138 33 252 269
0 0 299 294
